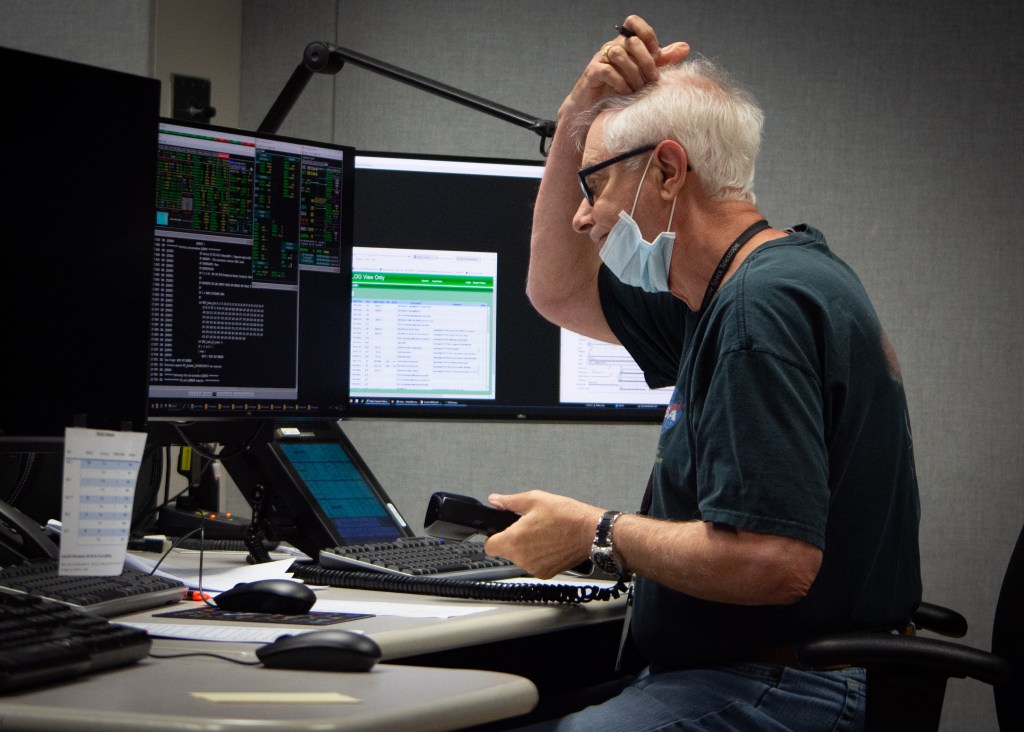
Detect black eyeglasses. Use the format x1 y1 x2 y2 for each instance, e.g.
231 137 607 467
577 144 656 205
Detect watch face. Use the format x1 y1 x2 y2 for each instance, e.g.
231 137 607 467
592 548 620 576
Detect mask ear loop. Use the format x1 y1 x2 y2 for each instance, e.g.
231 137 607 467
665 195 678 231
629 151 678 232
628 153 656 218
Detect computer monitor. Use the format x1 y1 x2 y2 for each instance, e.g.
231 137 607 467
347 152 670 421
146 120 355 443
0 47 159 442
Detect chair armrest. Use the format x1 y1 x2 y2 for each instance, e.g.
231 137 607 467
912 601 968 638
795 633 1011 686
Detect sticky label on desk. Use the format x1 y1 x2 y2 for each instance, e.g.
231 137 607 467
191 692 360 704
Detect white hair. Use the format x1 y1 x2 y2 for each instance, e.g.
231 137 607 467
576 57 763 204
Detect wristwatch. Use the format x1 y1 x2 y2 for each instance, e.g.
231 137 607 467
590 510 626 577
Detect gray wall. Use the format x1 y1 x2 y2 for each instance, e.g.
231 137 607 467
242 3 1024 729
2 2 1021 729
0 0 152 73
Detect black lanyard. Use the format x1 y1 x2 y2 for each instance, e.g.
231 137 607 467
699 219 770 312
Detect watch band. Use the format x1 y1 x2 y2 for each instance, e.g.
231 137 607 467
595 510 622 546
591 510 626 577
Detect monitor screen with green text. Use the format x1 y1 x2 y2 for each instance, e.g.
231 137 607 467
348 153 668 422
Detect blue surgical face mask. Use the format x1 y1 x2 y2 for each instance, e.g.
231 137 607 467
599 153 678 293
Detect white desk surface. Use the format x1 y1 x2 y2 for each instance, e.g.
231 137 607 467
123 549 627 661
0 649 537 731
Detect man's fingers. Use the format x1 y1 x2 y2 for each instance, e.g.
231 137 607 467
657 41 691 67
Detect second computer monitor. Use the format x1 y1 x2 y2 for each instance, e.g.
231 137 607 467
349 152 670 421
147 120 355 431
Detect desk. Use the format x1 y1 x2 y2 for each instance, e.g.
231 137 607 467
0 650 537 731
124 550 628 668
117 548 630 728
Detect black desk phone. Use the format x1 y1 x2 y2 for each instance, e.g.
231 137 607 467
0 498 59 565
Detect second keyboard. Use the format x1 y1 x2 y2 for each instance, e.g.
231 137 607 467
318 537 526 580
0 559 186 617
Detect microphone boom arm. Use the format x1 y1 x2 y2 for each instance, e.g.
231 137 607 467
259 41 556 155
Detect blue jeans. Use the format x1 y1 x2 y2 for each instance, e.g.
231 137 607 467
524 664 866 731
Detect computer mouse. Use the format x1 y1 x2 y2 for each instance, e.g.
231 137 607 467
213 578 317 615
256 629 382 672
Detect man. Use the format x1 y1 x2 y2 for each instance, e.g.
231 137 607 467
484 15 922 730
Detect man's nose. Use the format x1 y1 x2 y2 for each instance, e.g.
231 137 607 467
572 199 593 234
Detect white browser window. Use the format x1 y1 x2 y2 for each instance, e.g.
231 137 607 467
350 246 498 400
559 329 672 406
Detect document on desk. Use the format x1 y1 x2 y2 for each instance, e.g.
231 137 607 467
59 427 148 576
127 556 300 592
125 554 496 625
128 596 496 642
127 599 493 644
125 622 318 643
313 598 496 619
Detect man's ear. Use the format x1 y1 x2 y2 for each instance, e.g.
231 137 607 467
653 140 688 201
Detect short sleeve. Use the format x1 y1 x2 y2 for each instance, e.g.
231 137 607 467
693 347 830 548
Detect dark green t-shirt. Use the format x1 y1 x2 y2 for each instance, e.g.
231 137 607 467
599 225 922 668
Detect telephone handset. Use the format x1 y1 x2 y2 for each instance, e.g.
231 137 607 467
423 492 519 540
423 491 606 578
0 497 59 565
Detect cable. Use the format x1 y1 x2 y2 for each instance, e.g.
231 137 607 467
134 482 197 534
148 651 260 666
243 484 274 565
148 526 204 575
148 523 221 609
6 452 36 506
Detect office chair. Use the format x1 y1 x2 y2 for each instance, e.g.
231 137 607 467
797 522 1022 731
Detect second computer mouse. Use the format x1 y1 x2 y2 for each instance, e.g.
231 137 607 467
256 630 382 672
213 578 317 614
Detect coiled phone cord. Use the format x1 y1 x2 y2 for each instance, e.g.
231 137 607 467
288 560 629 605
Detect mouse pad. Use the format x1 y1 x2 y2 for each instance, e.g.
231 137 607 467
155 607 374 625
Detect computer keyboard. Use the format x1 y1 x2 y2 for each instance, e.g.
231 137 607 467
0 587 152 692
318 537 526 580
0 559 186 617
